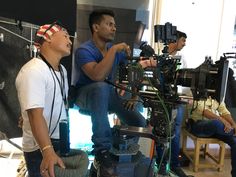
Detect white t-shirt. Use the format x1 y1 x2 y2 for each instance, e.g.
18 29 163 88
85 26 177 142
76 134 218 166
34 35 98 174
174 53 192 96
16 58 68 152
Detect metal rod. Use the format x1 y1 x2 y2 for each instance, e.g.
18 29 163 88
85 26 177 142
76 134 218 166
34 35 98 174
0 19 38 29
0 25 32 43
0 19 77 39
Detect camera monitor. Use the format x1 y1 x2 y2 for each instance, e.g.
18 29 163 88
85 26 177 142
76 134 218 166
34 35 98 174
154 22 177 44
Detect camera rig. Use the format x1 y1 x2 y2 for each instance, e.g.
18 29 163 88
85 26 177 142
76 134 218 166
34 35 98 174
103 23 233 177
115 23 230 141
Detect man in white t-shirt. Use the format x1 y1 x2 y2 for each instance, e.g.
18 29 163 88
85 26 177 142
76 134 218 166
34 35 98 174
16 22 88 177
155 31 191 177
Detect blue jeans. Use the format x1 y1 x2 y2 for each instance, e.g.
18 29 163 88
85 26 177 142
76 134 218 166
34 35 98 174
156 104 185 168
191 119 236 177
76 82 146 154
24 139 61 177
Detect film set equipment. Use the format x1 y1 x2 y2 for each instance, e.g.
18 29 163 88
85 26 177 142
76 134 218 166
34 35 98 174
111 22 231 176
117 22 230 136
109 22 181 177
176 55 229 103
117 22 180 138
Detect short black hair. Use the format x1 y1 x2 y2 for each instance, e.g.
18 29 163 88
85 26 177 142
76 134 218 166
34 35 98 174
89 9 115 34
176 30 187 40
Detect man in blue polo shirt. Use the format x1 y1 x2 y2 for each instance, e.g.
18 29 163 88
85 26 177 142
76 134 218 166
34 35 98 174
74 9 146 177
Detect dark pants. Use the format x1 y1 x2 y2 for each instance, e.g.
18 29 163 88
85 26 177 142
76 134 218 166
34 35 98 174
24 149 42 177
24 140 89 177
191 119 236 177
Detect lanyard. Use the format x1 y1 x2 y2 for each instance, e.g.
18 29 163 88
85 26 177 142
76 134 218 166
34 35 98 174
39 54 68 136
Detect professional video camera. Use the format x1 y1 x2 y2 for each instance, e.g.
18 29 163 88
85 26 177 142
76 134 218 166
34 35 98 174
117 23 180 140
117 22 229 139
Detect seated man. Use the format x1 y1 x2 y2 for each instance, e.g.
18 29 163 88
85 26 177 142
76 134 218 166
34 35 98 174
190 96 236 177
74 9 146 177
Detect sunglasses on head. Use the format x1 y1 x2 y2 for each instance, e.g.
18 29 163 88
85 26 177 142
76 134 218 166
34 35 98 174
36 21 65 44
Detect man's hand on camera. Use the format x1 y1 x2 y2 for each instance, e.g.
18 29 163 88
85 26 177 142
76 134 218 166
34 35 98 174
139 57 157 68
114 43 131 56
123 96 139 111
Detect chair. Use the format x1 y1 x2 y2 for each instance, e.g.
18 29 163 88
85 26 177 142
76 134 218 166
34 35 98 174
182 128 225 172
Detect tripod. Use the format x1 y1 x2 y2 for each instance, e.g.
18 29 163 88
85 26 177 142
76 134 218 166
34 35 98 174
114 125 180 177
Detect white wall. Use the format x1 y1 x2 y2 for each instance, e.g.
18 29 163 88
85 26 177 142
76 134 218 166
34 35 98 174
217 0 236 59
160 0 236 68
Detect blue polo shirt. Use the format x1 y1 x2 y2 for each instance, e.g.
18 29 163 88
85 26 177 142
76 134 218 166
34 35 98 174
75 40 127 88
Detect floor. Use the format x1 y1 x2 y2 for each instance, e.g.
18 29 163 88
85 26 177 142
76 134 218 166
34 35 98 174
0 157 232 177
179 137 232 177
182 158 231 177
0 138 232 177
0 155 232 177
0 120 233 177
